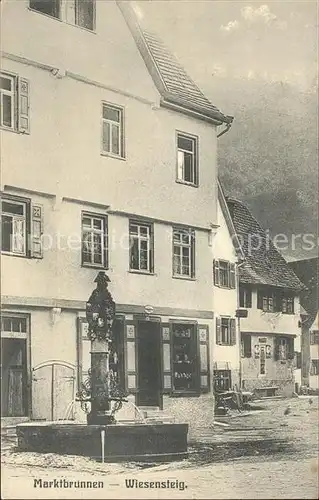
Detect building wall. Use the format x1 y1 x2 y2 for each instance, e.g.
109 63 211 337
212 200 240 389
240 289 300 335
241 333 295 396
240 287 300 396
1 0 220 425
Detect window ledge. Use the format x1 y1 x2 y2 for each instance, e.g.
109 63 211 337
28 7 62 22
175 179 198 188
0 126 22 135
65 21 96 34
128 270 156 276
172 275 196 282
81 264 108 271
100 152 126 161
1 251 29 259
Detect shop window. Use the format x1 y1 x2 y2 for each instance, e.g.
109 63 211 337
172 323 198 392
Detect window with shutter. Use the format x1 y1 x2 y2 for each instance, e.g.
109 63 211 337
216 317 222 345
239 286 252 308
230 263 236 289
1 73 30 133
198 324 210 392
161 323 172 393
31 204 43 258
1 196 31 257
230 318 236 345
18 78 30 134
213 259 220 286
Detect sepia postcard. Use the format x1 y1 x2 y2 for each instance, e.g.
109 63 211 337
1 0 318 499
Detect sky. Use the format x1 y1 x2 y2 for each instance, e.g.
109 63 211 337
134 1 318 93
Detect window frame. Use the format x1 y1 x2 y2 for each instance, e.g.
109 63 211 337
29 0 61 20
172 227 195 279
171 321 200 395
176 131 199 187
75 0 96 31
239 286 252 308
129 220 154 274
81 212 108 269
101 102 125 159
0 73 16 130
1 195 31 257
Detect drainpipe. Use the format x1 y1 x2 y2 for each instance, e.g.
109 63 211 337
236 260 245 389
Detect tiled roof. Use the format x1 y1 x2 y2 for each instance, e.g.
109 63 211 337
226 198 305 291
117 2 232 124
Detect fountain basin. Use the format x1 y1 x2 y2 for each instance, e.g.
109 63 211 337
16 421 188 462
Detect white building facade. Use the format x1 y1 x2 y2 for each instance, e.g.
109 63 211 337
1 0 232 430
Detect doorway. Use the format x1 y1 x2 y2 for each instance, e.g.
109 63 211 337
137 321 161 407
1 338 28 417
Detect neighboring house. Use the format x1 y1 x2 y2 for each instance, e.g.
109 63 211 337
0 1 232 430
226 198 304 397
212 183 244 393
290 257 319 393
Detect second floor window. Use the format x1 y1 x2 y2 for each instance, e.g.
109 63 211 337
102 103 124 158
216 317 236 346
1 196 43 258
239 286 252 308
129 221 153 273
213 260 236 288
257 288 295 314
176 132 198 186
0 73 30 133
2 199 27 256
173 228 195 278
81 213 107 268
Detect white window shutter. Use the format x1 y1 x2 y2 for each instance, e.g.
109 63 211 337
213 259 220 286
13 219 25 254
18 77 30 134
31 204 43 258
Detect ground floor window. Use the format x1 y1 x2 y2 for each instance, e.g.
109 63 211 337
213 370 231 392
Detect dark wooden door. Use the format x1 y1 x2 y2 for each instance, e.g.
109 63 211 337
137 321 161 407
1 338 27 417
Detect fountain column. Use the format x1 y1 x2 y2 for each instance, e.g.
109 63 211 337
86 271 115 425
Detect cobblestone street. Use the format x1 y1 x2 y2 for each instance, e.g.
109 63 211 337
2 397 318 499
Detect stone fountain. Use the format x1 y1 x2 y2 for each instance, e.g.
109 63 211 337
16 272 188 462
